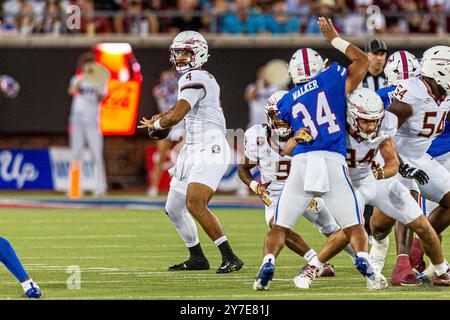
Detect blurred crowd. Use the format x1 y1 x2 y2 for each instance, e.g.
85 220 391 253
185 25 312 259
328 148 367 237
1 0 450 36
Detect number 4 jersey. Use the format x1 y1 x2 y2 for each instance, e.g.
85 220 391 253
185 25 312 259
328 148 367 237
392 77 450 160
244 124 290 195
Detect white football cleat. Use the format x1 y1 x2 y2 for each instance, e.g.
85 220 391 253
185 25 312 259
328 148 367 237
293 264 319 289
367 272 389 290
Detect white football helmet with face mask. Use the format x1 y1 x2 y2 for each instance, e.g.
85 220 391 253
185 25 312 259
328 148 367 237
421 45 450 94
264 90 292 138
384 51 420 86
169 31 209 73
288 48 325 85
347 88 385 140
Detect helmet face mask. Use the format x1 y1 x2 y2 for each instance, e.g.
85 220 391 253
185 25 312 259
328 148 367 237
169 31 209 73
264 90 292 138
347 88 385 141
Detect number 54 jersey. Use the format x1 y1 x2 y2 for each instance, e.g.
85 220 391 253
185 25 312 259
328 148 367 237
392 77 450 160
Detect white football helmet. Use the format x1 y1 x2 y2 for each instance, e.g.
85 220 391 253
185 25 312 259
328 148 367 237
288 48 324 85
169 31 209 73
384 51 420 86
421 45 450 94
264 90 292 138
347 88 385 140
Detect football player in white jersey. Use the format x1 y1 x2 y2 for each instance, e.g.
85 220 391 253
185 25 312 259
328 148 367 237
238 90 356 277
139 31 243 273
293 88 450 289
386 46 450 285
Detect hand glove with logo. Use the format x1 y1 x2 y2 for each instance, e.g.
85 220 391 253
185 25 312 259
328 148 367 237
250 181 272 206
399 163 429 185
294 128 313 144
371 162 385 180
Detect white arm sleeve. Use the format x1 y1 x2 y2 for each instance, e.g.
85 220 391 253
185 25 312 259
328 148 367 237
178 87 205 109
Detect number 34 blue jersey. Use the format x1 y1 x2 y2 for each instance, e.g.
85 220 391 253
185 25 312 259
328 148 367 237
277 62 348 157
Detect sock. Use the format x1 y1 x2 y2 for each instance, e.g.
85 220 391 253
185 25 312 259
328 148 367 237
433 262 448 276
344 244 357 262
303 249 317 262
262 254 275 267
187 243 206 260
356 251 369 260
396 254 411 267
214 235 227 246
0 237 29 282
217 239 235 261
21 278 36 293
309 255 324 270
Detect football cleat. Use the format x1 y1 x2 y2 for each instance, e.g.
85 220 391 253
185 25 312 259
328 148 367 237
355 257 375 279
318 262 335 277
433 269 450 286
400 273 422 286
366 273 389 290
293 264 319 289
168 258 210 271
253 260 275 290
390 257 414 286
216 256 244 274
25 282 42 299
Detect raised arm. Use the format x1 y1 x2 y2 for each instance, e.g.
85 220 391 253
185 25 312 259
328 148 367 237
378 138 400 179
317 17 369 95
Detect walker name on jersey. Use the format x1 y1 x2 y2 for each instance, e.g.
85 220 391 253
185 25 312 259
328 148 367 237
292 80 319 100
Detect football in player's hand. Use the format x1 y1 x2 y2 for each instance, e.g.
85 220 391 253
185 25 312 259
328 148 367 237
148 127 171 141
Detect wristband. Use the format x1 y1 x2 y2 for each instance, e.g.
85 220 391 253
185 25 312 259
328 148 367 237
331 37 350 54
153 119 164 130
250 180 259 194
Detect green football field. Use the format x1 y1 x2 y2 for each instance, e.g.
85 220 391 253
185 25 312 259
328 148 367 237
1 206 450 300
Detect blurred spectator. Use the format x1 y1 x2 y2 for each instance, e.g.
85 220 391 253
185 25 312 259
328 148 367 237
305 0 344 34
119 0 159 35
264 0 299 34
168 0 206 33
16 0 35 35
286 0 311 32
39 0 66 34
76 0 113 34
220 0 266 34
343 0 370 35
244 64 283 129
202 0 229 33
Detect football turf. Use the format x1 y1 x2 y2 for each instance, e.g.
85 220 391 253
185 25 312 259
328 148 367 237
1 207 450 300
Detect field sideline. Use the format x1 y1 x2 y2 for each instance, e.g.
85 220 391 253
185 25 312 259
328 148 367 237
1 205 450 300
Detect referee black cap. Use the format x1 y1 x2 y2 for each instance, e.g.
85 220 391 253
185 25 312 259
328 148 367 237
365 38 388 53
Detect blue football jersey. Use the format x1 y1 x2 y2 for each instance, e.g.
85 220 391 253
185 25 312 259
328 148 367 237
278 62 348 157
427 121 450 158
376 85 396 109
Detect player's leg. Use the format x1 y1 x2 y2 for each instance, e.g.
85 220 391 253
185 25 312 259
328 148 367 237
0 237 41 298
85 124 107 196
165 186 209 271
369 208 394 273
255 156 312 290
68 119 85 196
303 198 356 262
319 163 387 289
186 141 243 273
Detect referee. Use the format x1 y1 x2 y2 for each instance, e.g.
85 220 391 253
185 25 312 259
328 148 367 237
358 38 388 91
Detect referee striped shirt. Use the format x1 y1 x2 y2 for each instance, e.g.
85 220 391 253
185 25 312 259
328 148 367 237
358 72 387 91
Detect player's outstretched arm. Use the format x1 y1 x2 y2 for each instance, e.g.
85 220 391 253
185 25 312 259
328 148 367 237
378 138 400 179
138 99 190 130
317 17 369 94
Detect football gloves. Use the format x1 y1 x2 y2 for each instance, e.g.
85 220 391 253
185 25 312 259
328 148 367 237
399 163 429 185
250 181 272 206
294 128 314 144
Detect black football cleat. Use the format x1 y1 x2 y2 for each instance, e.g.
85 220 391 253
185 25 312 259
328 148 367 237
216 256 244 273
168 258 210 271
